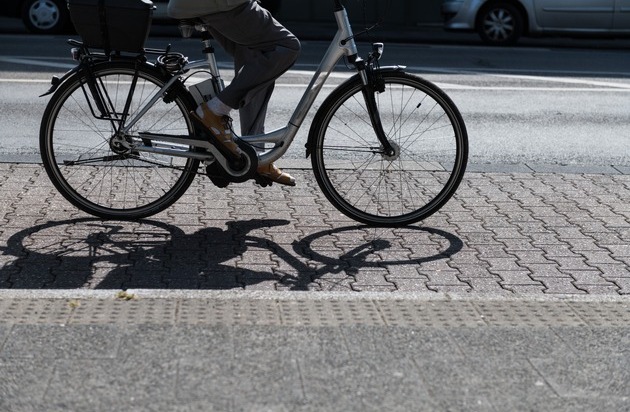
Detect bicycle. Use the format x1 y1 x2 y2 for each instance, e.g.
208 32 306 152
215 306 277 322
39 0 468 227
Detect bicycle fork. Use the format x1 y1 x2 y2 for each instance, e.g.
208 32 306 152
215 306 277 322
355 43 398 158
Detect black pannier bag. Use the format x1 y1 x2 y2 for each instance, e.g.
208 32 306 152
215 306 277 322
67 0 154 53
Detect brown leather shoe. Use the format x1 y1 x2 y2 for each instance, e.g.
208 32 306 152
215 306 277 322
257 163 296 186
190 105 243 159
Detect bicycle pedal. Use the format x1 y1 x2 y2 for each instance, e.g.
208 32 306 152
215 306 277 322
209 176 230 188
205 163 230 188
254 174 274 188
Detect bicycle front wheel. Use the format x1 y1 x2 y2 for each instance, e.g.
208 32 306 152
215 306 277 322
40 61 199 219
310 71 468 226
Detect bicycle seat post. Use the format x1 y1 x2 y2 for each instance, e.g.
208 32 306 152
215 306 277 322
200 28 224 92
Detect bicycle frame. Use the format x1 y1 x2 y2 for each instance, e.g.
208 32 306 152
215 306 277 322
245 7 359 166
123 5 360 168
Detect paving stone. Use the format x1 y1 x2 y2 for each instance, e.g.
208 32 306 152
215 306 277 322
505 285 547 294
573 284 621 294
521 263 569 278
502 395 630 412
1 164 629 296
414 355 556 400
448 326 572 357
552 326 630 356
423 270 466 286
2 325 120 359
530 355 630 398
351 269 395 286
610 278 630 294
46 358 178 404
466 278 514 294
548 257 593 270
299 357 435 411
0 358 55 404
451 263 494 278
428 284 473 293
536 277 587 294
569 270 615 285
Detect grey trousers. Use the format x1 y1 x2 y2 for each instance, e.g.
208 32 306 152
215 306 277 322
201 1 301 135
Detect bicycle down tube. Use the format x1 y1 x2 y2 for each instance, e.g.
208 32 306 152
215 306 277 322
206 6 360 167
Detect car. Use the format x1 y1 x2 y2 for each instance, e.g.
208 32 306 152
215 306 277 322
442 0 630 45
0 0 71 33
0 0 282 34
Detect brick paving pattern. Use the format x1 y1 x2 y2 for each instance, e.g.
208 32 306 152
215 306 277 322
0 164 628 295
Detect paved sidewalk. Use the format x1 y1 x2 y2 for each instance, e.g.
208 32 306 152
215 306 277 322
0 163 627 295
0 163 629 411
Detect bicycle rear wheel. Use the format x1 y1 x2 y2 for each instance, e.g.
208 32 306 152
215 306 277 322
310 71 468 226
40 60 199 219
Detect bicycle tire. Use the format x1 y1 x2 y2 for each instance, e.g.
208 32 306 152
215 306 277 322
309 70 468 226
40 60 200 219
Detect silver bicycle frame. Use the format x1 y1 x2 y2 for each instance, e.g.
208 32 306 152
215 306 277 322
124 7 359 168
241 7 359 166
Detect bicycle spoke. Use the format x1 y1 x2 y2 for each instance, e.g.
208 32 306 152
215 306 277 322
42 62 198 219
313 72 467 225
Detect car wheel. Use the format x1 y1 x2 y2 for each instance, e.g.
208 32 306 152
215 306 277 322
477 3 523 45
21 0 70 34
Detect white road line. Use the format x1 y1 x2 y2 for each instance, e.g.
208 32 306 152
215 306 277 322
0 57 76 69
487 73 630 89
3 78 629 92
0 78 52 83
3 56 630 91
407 65 630 79
433 82 630 92
5 55 630 79
4 77 630 92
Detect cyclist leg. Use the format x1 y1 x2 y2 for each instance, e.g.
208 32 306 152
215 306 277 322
202 1 300 113
197 1 300 185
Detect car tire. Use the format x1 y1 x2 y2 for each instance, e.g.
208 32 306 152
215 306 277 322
21 0 70 34
477 3 524 46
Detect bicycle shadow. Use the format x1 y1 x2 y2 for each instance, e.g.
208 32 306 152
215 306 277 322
0 218 463 290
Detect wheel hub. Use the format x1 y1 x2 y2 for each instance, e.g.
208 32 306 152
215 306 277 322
29 0 59 30
109 134 133 154
485 10 513 40
381 142 400 161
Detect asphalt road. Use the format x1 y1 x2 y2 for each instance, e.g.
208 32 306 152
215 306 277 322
1 18 630 168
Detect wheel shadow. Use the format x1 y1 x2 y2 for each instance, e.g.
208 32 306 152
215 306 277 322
0 218 463 290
